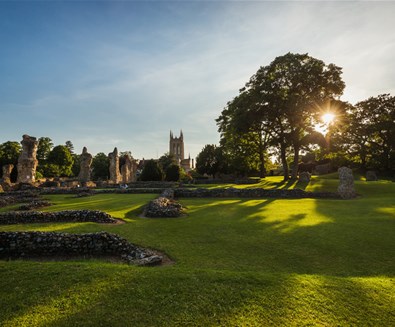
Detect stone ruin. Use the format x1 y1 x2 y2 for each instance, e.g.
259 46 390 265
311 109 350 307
366 171 378 181
17 135 39 184
2 164 13 184
78 147 93 185
120 154 138 184
145 189 184 218
338 167 356 199
298 171 311 183
108 147 121 184
0 231 162 266
1 164 14 191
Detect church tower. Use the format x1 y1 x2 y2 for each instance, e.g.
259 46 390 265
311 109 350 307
169 130 185 162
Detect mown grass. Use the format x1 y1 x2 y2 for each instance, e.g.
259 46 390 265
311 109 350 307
0 177 394 326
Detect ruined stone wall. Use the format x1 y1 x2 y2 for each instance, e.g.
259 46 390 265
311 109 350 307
0 231 162 266
78 147 93 184
17 135 39 184
174 188 341 199
0 210 117 225
108 147 121 184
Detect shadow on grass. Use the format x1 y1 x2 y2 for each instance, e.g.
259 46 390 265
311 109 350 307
0 263 393 326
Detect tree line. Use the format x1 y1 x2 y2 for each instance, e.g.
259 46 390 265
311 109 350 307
0 138 188 182
196 53 395 180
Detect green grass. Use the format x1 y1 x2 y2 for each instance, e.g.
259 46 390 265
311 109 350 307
0 177 394 326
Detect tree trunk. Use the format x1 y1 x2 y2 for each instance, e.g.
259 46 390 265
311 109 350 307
280 143 289 181
259 151 265 178
291 145 300 180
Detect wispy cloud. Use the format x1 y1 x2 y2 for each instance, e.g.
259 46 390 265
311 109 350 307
1 1 394 159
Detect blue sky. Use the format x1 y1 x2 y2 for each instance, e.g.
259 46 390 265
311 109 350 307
1 1 394 159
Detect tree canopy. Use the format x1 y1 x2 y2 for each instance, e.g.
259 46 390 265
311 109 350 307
217 52 345 180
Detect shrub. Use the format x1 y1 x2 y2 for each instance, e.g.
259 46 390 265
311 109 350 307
140 160 164 181
165 164 180 182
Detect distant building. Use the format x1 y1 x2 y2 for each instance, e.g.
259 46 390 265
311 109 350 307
169 130 194 172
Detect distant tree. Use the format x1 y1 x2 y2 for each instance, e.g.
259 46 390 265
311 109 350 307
158 153 177 172
92 152 109 180
71 154 81 177
140 160 164 181
40 163 62 178
165 164 180 181
37 137 53 162
65 140 74 154
0 141 21 166
218 130 261 176
196 144 226 178
47 145 74 177
333 94 395 172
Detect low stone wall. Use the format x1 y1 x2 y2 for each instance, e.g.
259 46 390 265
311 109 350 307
174 188 341 199
0 231 162 266
39 188 164 195
0 210 118 225
0 191 41 208
18 200 51 211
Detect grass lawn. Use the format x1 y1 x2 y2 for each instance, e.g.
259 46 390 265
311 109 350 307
0 177 394 326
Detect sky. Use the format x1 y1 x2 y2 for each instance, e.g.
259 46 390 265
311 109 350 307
1 0 394 160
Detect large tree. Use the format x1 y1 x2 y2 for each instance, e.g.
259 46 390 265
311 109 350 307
219 53 345 180
333 94 395 171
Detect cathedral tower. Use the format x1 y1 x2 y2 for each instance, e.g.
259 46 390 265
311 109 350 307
169 130 185 163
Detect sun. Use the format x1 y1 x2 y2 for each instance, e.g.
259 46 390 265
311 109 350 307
322 113 335 124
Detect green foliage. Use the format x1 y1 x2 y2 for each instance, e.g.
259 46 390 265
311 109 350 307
71 154 80 177
0 141 21 166
36 137 53 162
165 164 180 181
333 94 395 172
35 170 44 180
65 141 74 154
219 132 261 176
196 144 222 177
39 163 62 177
158 153 177 172
0 141 21 180
140 159 164 181
46 145 74 177
92 152 109 180
218 53 345 180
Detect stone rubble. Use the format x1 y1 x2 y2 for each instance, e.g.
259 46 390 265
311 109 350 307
0 210 118 225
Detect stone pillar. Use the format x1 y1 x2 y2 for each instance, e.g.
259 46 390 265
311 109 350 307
366 171 378 181
108 147 121 184
2 164 14 184
78 147 93 184
121 154 131 184
298 171 311 183
338 167 356 199
17 135 39 184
